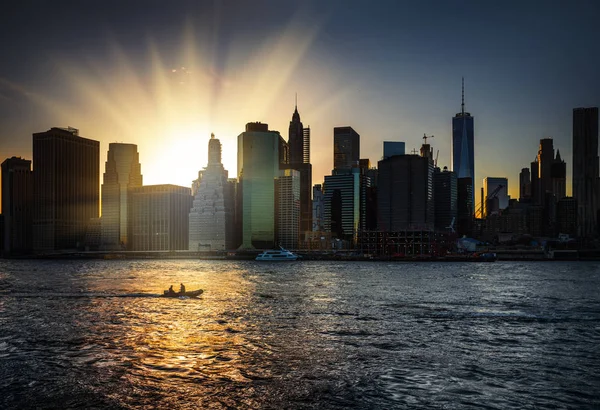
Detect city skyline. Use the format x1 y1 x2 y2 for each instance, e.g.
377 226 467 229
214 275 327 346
1 1 599 203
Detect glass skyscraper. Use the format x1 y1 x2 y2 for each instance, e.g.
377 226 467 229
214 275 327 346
238 122 284 249
101 143 143 250
452 79 475 208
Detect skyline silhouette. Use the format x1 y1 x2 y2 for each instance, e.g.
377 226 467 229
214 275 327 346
1 0 599 201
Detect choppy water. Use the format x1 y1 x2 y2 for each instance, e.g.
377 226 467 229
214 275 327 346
0 260 599 409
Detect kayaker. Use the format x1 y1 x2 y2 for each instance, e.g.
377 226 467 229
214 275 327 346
179 283 186 294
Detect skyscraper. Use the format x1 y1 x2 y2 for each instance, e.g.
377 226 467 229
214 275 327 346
287 102 312 234
33 127 99 251
452 78 475 207
333 126 360 172
128 185 192 251
238 122 284 249
572 107 599 237
537 138 555 198
323 169 370 244
519 168 531 201
551 150 566 200
312 184 324 232
456 177 473 236
275 169 300 249
531 158 540 205
1 157 33 255
189 133 234 251
101 143 143 250
378 152 434 231
434 166 458 232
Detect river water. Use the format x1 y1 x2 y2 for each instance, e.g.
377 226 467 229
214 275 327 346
0 260 599 409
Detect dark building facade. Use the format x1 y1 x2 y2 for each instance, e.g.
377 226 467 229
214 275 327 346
101 143 143 250
378 154 434 232
128 184 192 251
288 105 312 234
556 197 577 237
275 169 300 249
537 138 555 200
322 169 370 244
456 177 473 236
333 126 360 172
519 167 531 201
434 166 458 232
572 107 599 237
1 157 33 255
33 127 99 251
551 150 566 200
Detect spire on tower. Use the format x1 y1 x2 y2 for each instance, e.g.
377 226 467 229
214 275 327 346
295 92 298 111
461 77 465 115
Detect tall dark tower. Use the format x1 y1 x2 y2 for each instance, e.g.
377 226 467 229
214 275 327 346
288 96 313 235
452 78 475 209
333 126 360 172
1 157 33 255
32 127 99 251
537 138 555 199
573 107 599 237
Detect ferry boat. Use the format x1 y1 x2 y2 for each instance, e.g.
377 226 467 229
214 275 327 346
255 247 300 261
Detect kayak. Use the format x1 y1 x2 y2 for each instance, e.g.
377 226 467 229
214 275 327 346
163 289 203 298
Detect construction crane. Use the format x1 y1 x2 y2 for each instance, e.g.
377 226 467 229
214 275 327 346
475 184 504 218
423 134 434 145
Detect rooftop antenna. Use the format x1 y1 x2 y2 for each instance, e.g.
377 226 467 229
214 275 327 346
461 77 465 115
411 148 418 155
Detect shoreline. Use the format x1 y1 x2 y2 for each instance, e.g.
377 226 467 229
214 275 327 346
0 250 592 262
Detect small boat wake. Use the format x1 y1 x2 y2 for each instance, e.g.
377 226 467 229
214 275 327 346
0 291 202 299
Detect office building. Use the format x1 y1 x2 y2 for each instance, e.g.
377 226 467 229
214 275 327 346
238 122 284 249
537 138 555 199
572 107 599 237
33 127 99 251
556 197 577 237
1 157 33 255
312 184 324 232
551 150 566 201
456 177 473 236
275 169 300 249
482 177 509 217
519 168 531 201
452 78 475 206
189 133 234 251
434 166 457 232
333 126 360 172
383 141 405 158
323 169 370 244
101 143 143 250
378 153 434 232
287 103 312 234
128 184 192 251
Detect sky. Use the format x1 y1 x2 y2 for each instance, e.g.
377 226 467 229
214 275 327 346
1 0 599 205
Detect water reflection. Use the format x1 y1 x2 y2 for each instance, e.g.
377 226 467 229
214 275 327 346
0 260 599 409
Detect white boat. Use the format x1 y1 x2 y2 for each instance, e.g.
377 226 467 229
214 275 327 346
255 247 300 261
